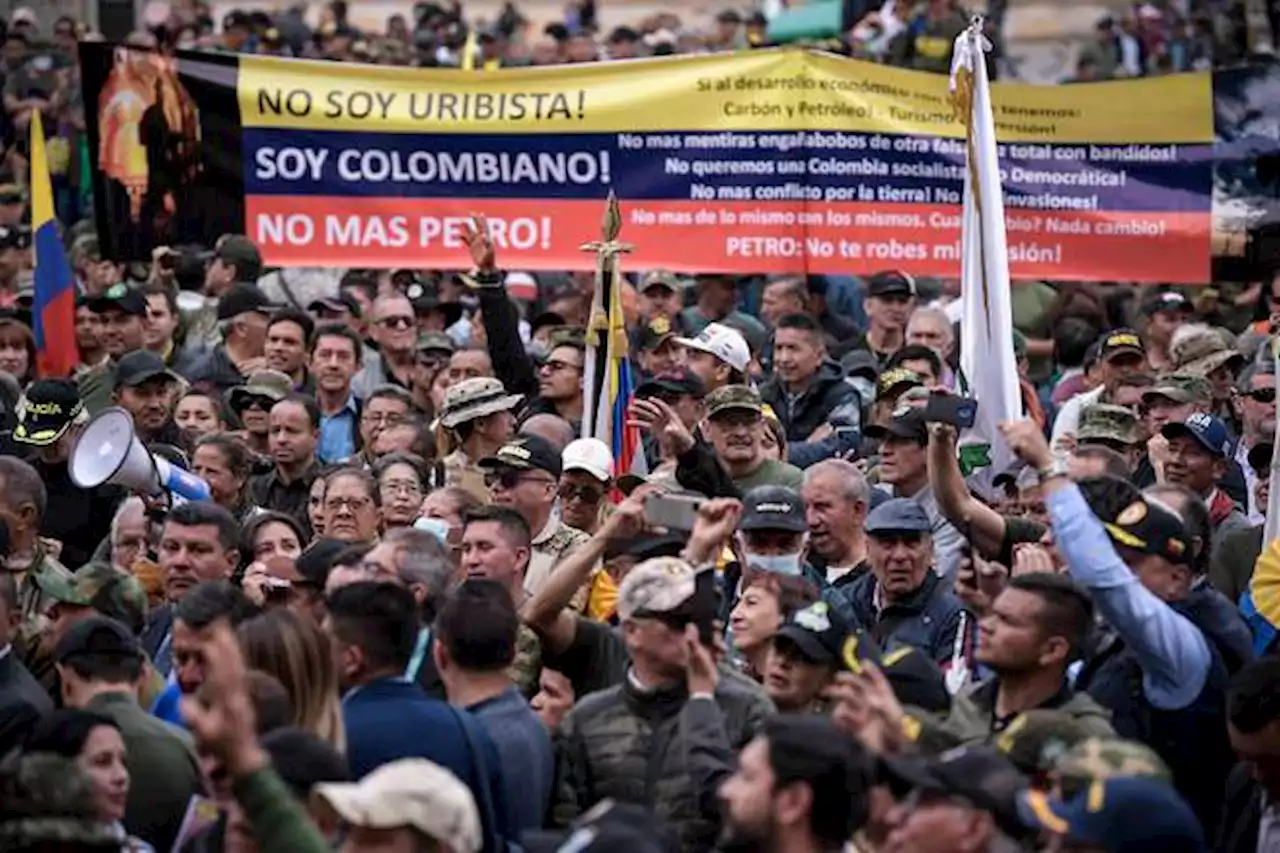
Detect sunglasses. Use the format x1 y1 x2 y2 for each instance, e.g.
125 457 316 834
378 316 414 330
484 469 551 490
1244 388 1276 403
243 395 275 411
559 482 605 504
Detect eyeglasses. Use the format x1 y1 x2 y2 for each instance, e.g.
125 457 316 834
381 479 423 498
325 496 373 514
485 470 552 490
559 482 605 504
713 410 763 429
378 316 415 330
362 411 406 427
1244 388 1277 403
540 359 581 374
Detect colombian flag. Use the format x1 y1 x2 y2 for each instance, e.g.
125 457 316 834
30 111 77 379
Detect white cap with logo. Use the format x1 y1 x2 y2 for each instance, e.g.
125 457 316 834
562 437 614 482
675 322 750 373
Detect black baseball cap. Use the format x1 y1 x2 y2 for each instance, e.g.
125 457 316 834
880 747 1029 840
773 601 849 667
479 434 562 478
636 314 683 352
307 291 363 317
740 485 807 533
1087 487 1193 567
54 615 142 664
1139 290 1193 317
217 283 277 321
87 282 146 317
604 531 687 562
867 270 916 298
864 406 928 444
113 350 181 389
636 368 706 399
1098 328 1146 362
14 379 84 446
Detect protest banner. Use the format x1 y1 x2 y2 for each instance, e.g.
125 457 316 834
83 44 1275 283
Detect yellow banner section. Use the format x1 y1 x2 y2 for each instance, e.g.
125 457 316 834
237 48 1212 144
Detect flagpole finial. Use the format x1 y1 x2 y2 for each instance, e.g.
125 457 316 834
580 191 634 258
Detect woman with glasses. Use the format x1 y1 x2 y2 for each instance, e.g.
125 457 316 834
373 452 427 530
322 466 382 545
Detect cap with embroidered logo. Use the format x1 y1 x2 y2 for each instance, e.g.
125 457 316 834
13 379 86 446
675 322 750 372
87 282 146 317
1098 328 1146 362
478 434 562 478
740 485 807 533
1160 412 1229 459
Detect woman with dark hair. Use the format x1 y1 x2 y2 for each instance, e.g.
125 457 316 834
240 510 306 565
174 389 227 450
373 451 427 530
192 433 256 522
23 708 153 851
0 317 36 384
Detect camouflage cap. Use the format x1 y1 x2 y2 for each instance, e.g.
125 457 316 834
1077 403 1141 446
1052 737 1173 788
617 557 698 620
1141 372 1212 406
706 384 763 418
1170 327 1243 377
995 710 1095 776
35 562 148 632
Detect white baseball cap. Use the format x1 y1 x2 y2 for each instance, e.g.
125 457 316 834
562 437 614 482
314 759 481 853
675 323 750 373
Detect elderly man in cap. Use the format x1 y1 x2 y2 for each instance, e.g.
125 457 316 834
438 376 522 502
188 282 277 393
1161 412 1250 546
14 379 123 569
832 498 968 666
1052 328 1148 450
479 434 590 597
111 349 183 447
551 555 772 852
78 283 149 414
227 369 292 457
314 758 482 853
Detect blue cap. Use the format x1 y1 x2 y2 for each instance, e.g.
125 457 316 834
864 498 931 536
1017 777 1205 853
1160 412 1229 459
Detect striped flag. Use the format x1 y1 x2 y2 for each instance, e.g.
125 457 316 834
30 110 78 379
949 20 1022 495
582 194 645 481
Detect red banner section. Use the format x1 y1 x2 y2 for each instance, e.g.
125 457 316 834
246 196 1211 283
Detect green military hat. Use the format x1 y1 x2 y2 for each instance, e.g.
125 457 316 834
1077 403 1142 447
1170 326 1243 377
995 709 1095 777
1052 736 1172 793
35 562 149 633
1141 372 1212 406
706 384 764 419
875 367 923 403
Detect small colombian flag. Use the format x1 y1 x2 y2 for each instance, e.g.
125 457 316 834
30 110 77 379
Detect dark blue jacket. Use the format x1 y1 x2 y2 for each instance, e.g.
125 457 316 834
343 678 510 844
759 360 862 443
1078 583 1253 826
833 569 969 666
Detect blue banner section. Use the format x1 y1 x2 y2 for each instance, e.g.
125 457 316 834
242 128 1213 213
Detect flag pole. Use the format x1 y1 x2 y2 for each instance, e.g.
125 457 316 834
580 191 632 440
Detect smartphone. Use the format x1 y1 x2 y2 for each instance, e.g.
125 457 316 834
923 394 979 429
644 494 702 531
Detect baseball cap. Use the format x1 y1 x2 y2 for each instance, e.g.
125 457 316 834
313 759 481 853
994 710 1095 776
113 349 181 389
864 498 931 536
863 406 928 444
87 282 147 317
307 291 363 317
417 332 456 356
524 799 682 853
867 270 917 298
705 384 763 419
617 557 704 621
36 562 149 634
773 600 849 667
54 616 142 665
636 314 682 352
14 379 86 446
1170 327 1243 377
740 485 807 533
1098 329 1146 362
478 434 562 478
1092 492 1193 566
563 438 614 482
1052 737 1172 793
636 368 706 400
639 270 686 294
842 349 880 383
438 377 522 429
215 234 263 276
1076 403 1141 447
875 367 923 402
228 369 293 412
1017 777 1205 853
1140 290 1193 316
216 283 277 321
1140 372 1211 406
675 322 750 372
881 746 1028 839
1160 412 1229 459
604 530 688 562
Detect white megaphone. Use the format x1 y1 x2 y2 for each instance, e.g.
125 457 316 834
69 407 211 501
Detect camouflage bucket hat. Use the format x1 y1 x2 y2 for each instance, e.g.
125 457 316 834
36 562 148 631
1170 328 1243 377
1076 403 1141 446
1141 372 1212 406
1052 737 1173 787
439 377 523 429
706 384 763 418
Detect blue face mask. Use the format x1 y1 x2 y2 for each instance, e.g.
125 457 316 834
744 552 802 577
413 516 452 546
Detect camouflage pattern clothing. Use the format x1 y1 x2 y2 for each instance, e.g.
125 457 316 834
440 448 489 504
552 675 773 852
508 623 543 699
15 547 74 647
1077 403 1142 447
1053 736 1173 790
525 517 591 601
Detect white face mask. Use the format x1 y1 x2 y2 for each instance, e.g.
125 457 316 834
743 551 802 577
413 516 451 546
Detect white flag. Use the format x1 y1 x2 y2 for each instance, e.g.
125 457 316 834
949 20 1023 495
